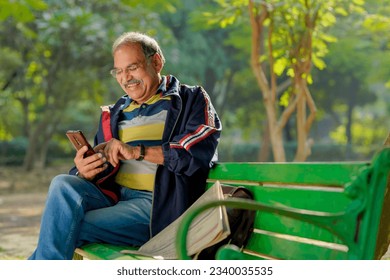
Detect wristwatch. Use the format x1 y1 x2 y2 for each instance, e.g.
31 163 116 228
136 144 145 161
75 171 84 178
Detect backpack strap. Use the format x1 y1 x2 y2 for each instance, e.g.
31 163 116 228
230 201 256 248
196 185 256 259
222 186 256 248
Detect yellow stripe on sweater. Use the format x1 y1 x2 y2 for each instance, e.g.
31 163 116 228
119 123 165 143
115 172 155 192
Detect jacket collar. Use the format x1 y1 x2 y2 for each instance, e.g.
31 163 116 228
119 75 181 110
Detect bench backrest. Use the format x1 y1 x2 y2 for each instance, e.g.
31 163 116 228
186 148 390 260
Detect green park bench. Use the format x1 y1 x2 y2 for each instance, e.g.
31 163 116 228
74 144 390 260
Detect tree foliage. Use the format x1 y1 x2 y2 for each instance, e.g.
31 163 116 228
0 0 388 167
0 0 176 169
310 0 390 157
195 0 367 162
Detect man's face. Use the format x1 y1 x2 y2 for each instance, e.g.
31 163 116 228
113 43 162 104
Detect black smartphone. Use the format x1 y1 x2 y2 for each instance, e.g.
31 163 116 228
66 130 96 158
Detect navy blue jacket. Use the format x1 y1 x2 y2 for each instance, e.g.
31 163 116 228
70 75 222 237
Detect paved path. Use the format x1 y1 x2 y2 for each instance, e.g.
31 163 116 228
0 192 46 259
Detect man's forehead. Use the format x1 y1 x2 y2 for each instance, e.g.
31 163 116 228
113 44 145 66
114 43 143 56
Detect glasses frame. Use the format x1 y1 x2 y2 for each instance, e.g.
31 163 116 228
109 52 156 79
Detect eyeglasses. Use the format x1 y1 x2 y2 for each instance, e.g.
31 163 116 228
110 63 141 78
109 53 156 79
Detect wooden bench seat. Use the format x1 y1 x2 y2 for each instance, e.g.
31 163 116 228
74 147 390 260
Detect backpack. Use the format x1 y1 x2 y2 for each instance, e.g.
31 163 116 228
196 185 256 259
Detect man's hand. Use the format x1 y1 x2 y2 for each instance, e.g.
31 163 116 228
103 138 138 167
74 146 108 181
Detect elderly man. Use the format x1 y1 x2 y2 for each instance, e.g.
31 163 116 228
29 32 222 259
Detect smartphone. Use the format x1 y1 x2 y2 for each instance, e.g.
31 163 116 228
66 130 96 158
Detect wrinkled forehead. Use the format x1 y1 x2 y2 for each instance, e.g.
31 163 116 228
113 43 146 67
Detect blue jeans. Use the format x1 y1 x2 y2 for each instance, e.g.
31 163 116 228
29 174 152 260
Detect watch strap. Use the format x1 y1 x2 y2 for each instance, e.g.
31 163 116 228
136 144 145 161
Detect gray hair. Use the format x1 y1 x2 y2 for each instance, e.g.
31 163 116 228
112 32 166 65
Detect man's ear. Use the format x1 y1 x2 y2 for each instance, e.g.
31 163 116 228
151 53 163 73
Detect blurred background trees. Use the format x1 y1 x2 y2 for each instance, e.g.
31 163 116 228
0 0 389 170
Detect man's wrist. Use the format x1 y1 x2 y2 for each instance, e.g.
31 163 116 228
136 144 145 161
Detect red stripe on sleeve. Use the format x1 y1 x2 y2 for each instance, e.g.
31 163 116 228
101 111 113 141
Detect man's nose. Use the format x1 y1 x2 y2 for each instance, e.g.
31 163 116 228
120 71 132 83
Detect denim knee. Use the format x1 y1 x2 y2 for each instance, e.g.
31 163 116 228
48 173 113 207
48 174 78 195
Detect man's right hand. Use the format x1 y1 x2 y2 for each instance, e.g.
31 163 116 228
74 146 108 181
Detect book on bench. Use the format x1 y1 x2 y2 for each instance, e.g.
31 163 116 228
121 180 230 259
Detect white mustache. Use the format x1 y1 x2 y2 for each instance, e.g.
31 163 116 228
123 79 141 88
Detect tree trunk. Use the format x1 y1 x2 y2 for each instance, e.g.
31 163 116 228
37 118 61 168
23 116 53 171
295 82 307 162
344 87 357 160
248 0 319 163
293 79 316 162
258 120 271 162
23 133 38 171
249 1 286 162
271 126 286 162
265 99 286 162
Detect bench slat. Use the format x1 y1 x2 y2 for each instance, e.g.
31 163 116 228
246 230 349 260
254 212 345 244
239 184 350 211
208 162 368 186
